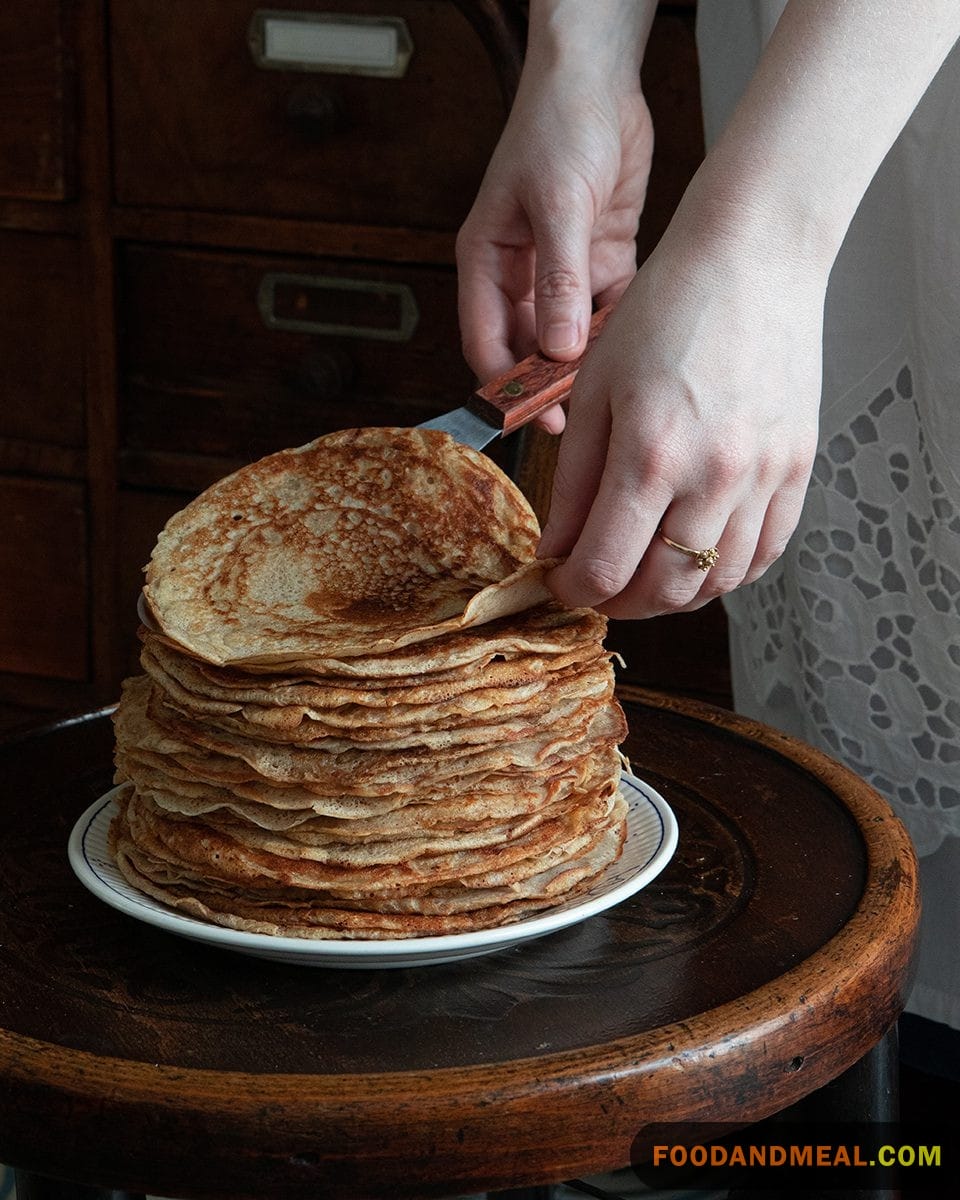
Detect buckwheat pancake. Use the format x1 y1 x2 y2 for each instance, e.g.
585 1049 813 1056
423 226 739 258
138 615 607 720
141 601 606 683
155 657 614 746
116 674 626 803
109 786 628 937
143 428 555 666
111 427 631 941
144 682 622 791
129 747 620 836
110 831 626 936
116 785 618 886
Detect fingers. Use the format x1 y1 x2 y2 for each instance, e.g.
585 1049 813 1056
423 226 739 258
536 372 613 563
456 192 595 383
533 404 567 436
552 498 766 621
540 425 804 619
529 195 595 362
543 429 672 610
456 239 528 383
607 510 742 620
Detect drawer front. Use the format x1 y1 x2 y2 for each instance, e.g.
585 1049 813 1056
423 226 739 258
119 243 487 466
0 0 73 200
110 0 506 228
0 476 88 680
0 232 84 452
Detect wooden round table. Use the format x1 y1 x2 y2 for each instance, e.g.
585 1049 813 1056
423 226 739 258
0 687 918 1200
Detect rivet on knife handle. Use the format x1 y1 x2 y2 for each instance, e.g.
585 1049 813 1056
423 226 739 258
468 304 614 435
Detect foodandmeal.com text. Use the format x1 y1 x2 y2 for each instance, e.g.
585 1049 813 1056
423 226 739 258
652 1140 942 1169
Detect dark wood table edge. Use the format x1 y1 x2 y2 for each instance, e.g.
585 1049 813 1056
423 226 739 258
0 691 920 1198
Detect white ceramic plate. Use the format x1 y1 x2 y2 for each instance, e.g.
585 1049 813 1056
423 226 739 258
68 773 677 968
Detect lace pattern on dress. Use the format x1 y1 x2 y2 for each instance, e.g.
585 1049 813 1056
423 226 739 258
726 363 960 856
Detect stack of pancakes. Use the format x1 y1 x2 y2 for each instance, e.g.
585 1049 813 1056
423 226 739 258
109 429 628 939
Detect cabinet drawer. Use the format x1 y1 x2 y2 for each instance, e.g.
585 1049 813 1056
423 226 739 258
0 476 88 680
110 0 505 228
119 243 482 465
0 0 73 200
0 232 84 452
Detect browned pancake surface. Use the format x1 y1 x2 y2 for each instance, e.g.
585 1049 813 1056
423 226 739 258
112 428 630 940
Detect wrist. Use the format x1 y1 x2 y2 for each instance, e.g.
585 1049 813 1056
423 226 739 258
525 0 655 89
673 147 849 284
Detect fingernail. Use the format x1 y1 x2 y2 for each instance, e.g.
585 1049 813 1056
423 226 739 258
543 322 579 354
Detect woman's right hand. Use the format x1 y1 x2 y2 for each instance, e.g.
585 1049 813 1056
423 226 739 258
456 4 655 432
535 187 829 619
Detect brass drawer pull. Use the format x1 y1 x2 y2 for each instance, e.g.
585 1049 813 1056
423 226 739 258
248 11 413 78
257 273 420 342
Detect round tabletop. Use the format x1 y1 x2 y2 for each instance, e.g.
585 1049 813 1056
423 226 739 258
0 687 918 1199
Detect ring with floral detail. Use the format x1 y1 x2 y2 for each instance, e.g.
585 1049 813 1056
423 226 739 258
658 530 720 572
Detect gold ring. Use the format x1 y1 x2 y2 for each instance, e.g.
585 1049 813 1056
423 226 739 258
658 530 720 572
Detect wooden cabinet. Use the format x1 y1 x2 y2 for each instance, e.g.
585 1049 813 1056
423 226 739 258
109 0 506 228
0 232 84 453
117 244 487 480
0 477 88 681
0 0 727 731
0 0 523 728
0 0 87 725
0 1 75 201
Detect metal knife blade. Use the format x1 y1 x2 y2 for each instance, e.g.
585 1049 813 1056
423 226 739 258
419 304 612 450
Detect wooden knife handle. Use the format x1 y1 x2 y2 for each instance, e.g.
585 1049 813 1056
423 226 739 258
469 304 614 435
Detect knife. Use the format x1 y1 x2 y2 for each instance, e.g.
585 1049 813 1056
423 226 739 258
419 304 612 450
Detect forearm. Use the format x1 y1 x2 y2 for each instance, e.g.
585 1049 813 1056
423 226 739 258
687 0 960 270
523 0 656 87
457 0 657 377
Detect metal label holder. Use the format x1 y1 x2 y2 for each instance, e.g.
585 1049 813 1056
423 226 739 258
257 273 420 342
248 10 414 78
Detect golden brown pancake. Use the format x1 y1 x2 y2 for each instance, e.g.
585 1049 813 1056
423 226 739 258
143 429 553 665
111 428 630 940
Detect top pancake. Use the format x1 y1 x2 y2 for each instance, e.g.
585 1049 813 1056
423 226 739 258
143 428 548 665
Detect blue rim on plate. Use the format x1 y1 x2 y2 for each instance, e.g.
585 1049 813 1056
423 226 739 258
68 773 677 968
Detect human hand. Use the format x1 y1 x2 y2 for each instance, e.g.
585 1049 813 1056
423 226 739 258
456 37 653 434
536 198 828 618
467 0 960 620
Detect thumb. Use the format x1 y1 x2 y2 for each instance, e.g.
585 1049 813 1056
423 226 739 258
529 197 594 361
537 376 611 560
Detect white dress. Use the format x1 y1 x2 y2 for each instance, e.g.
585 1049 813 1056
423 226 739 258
697 1 960 1032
